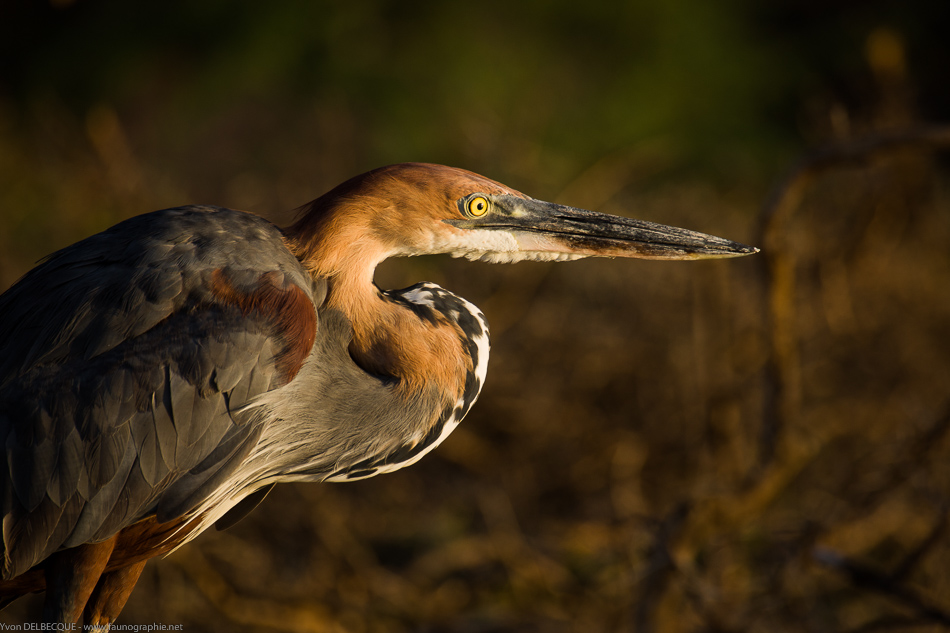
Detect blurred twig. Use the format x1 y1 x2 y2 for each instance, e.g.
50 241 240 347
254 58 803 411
891 505 950 584
857 403 950 515
760 125 950 231
173 550 343 633
814 507 950 629
754 124 950 476
813 542 950 628
634 503 691 633
847 615 947 633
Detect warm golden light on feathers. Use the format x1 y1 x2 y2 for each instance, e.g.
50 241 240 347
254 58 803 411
0 161 754 624
286 164 525 395
287 163 527 274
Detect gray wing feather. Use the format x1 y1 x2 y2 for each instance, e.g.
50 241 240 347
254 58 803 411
64 442 136 548
0 205 319 578
46 426 83 507
155 423 265 522
132 409 170 489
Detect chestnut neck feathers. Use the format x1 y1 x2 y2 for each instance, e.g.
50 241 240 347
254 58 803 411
285 164 512 396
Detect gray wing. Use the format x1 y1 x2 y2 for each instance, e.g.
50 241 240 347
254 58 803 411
0 206 322 579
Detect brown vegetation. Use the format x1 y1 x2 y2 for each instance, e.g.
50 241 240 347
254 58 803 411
2 4 950 631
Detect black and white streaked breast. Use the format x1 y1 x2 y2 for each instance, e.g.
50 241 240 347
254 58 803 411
324 282 490 482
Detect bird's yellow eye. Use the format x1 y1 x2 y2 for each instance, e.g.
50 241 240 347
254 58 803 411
467 196 490 217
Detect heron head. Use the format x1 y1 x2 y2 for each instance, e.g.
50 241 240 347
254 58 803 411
289 163 757 277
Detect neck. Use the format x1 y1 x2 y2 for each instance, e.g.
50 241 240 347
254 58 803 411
286 225 468 398
328 269 469 397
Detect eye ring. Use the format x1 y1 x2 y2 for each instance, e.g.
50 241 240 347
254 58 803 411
467 196 490 217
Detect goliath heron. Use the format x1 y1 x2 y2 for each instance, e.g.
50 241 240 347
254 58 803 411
0 163 756 626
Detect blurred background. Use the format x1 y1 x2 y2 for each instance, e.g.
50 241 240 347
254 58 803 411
2 0 950 631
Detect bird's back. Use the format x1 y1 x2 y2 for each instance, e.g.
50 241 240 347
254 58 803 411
0 205 321 579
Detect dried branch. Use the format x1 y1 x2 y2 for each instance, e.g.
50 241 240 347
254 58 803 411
173 551 340 633
754 124 950 475
633 503 691 633
813 546 950 627
847 615 943 633
890 506 950 583
760 125 950 231
851 403 950 517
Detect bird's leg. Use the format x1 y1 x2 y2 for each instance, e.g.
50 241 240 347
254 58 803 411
83 559 149 630
42 536 117 623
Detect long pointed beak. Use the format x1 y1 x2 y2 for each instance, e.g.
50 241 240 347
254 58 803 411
448 195 758 261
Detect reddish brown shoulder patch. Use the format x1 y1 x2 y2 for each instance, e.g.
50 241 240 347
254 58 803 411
209 269 317 383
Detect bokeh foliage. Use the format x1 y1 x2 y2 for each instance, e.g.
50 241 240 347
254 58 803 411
2 0 950 631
